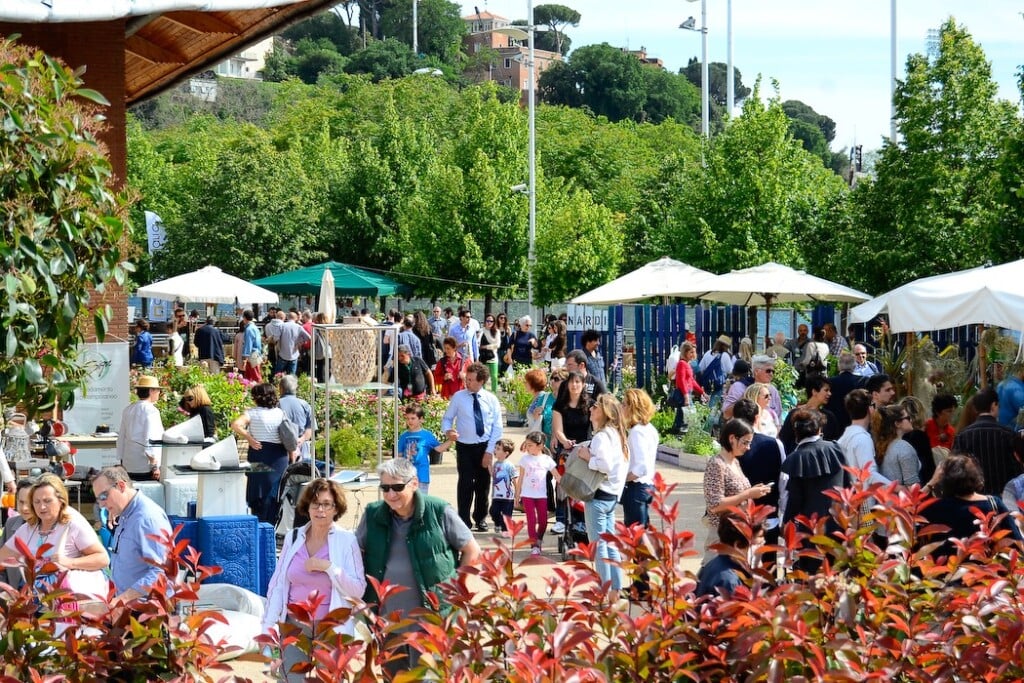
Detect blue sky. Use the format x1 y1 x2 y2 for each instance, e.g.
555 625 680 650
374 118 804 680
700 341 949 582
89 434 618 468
459 1 1023 151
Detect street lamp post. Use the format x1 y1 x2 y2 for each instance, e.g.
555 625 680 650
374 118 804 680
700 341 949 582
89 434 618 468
726 0 733 116
681 0 709 137
526 0 537 323
412 0 418 56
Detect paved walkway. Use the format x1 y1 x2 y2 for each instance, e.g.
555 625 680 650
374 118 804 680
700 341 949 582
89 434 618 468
227 424 708 680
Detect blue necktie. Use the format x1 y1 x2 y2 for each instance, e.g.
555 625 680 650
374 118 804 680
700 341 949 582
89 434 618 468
472 393 485 437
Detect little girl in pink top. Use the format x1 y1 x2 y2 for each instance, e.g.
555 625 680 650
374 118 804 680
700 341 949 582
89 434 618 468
514 431 559 555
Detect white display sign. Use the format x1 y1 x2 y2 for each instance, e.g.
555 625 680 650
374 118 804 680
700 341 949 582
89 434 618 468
565 304 609 332
63 342 130 435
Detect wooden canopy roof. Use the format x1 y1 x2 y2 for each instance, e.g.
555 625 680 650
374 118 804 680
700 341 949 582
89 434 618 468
120 1 336 103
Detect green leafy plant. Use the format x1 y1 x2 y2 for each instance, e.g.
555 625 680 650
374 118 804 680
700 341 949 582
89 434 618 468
0 526 246 681
0 37 134 417
259 471 1024 681
499 367 534 418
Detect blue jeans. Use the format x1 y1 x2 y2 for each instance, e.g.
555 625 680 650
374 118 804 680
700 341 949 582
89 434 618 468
275 358 298 376
584 495 624 591
620 481 654 528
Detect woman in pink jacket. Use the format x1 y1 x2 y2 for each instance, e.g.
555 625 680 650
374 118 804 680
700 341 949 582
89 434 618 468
671 342 705 434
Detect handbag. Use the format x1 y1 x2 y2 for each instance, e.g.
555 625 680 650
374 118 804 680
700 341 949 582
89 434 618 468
278 417 301 452
666 387 685 408
560 444 607 502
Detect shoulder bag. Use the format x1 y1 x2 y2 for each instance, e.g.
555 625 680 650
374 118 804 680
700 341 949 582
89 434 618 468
559 442 606 502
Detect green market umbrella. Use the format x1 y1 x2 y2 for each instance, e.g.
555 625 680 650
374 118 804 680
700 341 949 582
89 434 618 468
252 261 412 299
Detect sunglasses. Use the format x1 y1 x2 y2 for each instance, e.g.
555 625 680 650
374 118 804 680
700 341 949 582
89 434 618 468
485 319 494 323
95 486 116 503
380 482 411 493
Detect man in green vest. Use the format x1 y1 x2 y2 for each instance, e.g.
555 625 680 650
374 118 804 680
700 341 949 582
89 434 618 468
356 457 480 675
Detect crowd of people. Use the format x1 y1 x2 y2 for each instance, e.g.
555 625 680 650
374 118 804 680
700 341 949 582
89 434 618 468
14 309 1024 678
689 324 1024 597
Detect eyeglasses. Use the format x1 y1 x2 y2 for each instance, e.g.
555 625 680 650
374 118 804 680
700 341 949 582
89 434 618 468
310 501 336 510
485 319 494 323
739 438 754 447
854 352 867 357
95 486 116 503
762 368 774 375
380 482 411 493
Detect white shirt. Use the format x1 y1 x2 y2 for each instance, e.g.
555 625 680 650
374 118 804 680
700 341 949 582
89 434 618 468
837 424 890 487
588 426 628 497
117 400 164 473
626 423 658 485
699 350 735 376
247 407 285 443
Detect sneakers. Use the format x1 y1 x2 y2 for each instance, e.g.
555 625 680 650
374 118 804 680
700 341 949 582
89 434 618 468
474 521 489 532
530 546 542 556
500 529 511 538
551 521 566 534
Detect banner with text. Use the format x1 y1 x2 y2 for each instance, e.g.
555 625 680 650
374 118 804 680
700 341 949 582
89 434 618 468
63 342 130 435
565 304 609 332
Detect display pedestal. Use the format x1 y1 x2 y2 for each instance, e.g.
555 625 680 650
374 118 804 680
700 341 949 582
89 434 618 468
173 465 269 517
158 441 205 480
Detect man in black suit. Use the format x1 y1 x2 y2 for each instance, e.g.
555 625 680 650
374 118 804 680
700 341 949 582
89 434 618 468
825 352 864 430
954 388 1024 496
193 316 225 374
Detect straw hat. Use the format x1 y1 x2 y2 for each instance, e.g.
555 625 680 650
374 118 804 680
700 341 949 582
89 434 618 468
716 334 733 347
135 375 160 389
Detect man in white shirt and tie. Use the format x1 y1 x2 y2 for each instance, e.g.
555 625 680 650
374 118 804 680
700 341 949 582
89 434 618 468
442 362 503 531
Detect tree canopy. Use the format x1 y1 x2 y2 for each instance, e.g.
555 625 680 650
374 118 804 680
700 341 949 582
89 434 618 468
533 4 581 56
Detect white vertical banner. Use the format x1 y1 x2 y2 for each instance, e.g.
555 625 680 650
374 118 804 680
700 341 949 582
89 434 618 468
144 210 167 255
63 342 131 435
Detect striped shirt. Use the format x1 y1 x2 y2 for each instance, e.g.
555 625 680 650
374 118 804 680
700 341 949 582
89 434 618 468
953 415 1024 496
247 407 285 444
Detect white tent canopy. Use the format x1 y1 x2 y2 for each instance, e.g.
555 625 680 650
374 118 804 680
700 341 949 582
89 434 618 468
136 265 279 305
687 261 871 306
850 259 1024 333
571 257 719 305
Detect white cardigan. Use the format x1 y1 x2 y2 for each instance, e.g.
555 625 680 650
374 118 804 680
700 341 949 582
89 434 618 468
262 523 366 635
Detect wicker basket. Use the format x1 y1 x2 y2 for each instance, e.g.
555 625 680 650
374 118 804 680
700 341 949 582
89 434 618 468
327 323 379 386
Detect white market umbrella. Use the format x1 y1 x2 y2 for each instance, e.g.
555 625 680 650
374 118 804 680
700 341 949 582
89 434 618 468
850 259 1024 334
136 265 279 305
318 268 336 324
571 257 719 305
686 261 871 345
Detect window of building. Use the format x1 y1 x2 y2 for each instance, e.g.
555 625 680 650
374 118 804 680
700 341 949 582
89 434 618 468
504 58 512 69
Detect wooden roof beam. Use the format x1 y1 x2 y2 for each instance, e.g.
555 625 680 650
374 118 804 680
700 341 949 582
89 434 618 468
164 11 241 36
126 34 187 65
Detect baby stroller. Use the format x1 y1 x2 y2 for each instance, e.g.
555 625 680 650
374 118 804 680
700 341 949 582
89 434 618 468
556 496 589 561
275 461 316 539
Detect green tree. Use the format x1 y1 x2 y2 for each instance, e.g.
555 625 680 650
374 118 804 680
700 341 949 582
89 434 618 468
640 66 701 124
0 39 133 416
152 122 324 279
533 4 581 56
837 19 1018 293
379 0 465 64
680 59 752 109
281 10 359 54
533 30 572 56
667 84 848 275
538 43 646 122
344 38 416 81
533 181 623 305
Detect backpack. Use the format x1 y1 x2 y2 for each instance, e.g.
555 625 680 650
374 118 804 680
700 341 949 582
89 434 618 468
798 347 827 389
698 353 726 394
664 345 681 378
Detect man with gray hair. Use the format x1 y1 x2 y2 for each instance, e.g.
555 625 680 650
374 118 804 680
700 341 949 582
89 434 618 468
356 457 479 676
722 355 781 421
826 351 865 429
851 343 879 377
278 374 315 463
92 465 172 604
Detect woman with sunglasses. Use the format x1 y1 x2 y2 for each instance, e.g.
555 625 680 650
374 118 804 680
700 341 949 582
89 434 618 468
494 313 512 375
478 314 501 366
179 384 217 439
874 405 921 486
263 478 365 681
742 382 780 437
